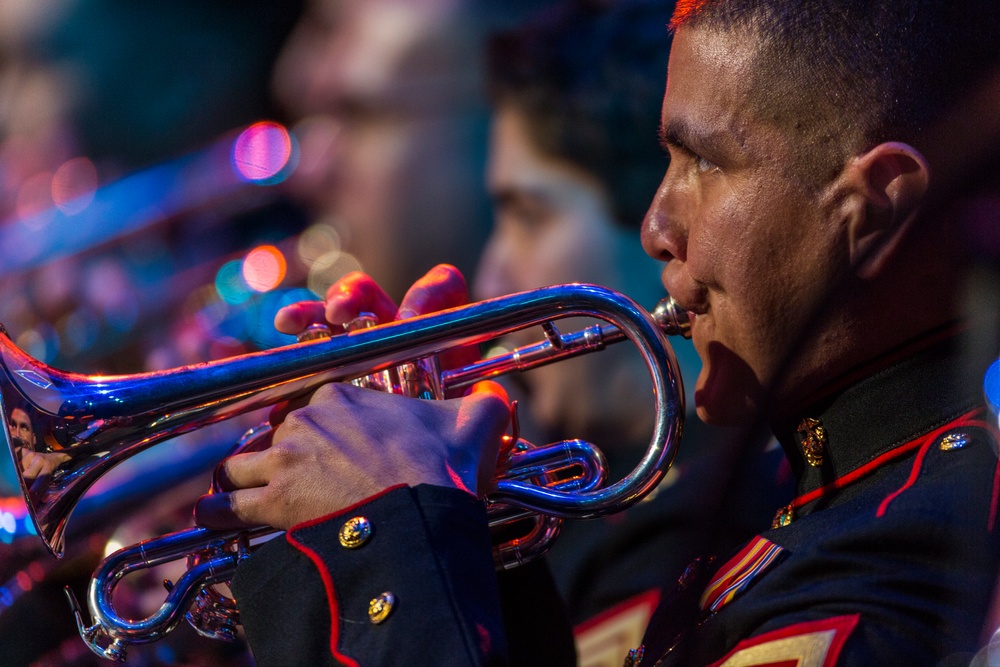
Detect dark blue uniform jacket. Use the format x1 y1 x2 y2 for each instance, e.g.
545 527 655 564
232 330 1000 666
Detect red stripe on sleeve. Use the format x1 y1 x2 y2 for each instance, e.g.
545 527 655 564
284 483 409 666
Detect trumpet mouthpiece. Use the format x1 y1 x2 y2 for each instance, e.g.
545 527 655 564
652 297 692 339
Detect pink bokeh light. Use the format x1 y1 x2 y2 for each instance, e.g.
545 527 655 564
231 121 293 183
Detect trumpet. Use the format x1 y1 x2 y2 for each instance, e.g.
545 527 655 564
0 283 689 661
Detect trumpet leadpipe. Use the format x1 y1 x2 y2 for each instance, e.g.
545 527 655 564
441 296 690 391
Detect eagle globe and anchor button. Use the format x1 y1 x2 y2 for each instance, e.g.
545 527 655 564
796 417 827 468
369 592 396 624
339 516 373 549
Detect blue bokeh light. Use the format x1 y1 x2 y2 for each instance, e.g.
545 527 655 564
985 358 999 417
215 259 254 305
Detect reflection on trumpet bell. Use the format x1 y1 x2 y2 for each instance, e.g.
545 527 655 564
0 284 687 659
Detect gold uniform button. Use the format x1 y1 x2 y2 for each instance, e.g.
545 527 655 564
339 516 373 549
368 592 396 624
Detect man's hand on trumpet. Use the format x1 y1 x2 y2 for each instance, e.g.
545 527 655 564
274 263 483 379
17 448 70 480
194 265 510 532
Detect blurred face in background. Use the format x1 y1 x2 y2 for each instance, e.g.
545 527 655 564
476 105 663 444
272 0 491 301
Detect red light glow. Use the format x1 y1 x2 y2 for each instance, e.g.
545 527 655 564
243 245 287 292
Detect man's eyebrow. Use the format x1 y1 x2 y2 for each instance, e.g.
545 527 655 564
658 117 735 156
489 186 546 208
659 118 696 152
491 181 554 200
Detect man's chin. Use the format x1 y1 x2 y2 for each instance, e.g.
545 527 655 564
694 398 755 427
692 362 765 427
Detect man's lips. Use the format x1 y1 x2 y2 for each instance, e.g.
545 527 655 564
668 293 707 318
659 266 708 318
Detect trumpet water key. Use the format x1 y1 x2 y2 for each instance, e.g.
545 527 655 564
0 284 690 660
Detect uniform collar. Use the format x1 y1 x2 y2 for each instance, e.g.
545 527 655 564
771 324 985 497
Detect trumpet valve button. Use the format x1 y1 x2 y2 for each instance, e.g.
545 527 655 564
297 323 334 342
368 592 396 624
339 516 373 549
344 312 379 332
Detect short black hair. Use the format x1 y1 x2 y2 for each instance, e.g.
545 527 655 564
670 0 1000 180
487 0 676 228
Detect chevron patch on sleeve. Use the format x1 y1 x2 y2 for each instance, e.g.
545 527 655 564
708 614 860 667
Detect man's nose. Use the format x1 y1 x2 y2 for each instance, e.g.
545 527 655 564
471 235 515 301
641 170 687 264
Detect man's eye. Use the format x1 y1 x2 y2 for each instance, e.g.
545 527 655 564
696 155 718 173
502 199 551 229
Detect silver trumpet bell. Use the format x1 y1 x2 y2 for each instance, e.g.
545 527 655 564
0 284 690 660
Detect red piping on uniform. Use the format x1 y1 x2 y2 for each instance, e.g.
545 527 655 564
285 483 408 666
785 408 985 515
876 410 993 519
875 436 936 518
786 433 934 510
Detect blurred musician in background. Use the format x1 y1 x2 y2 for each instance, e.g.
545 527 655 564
474 2 790 661
194 0 1000 665
270 0 545 302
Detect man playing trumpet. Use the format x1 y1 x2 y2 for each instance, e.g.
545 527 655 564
196 0 1000 664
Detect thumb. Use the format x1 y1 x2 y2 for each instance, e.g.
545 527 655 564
461 381 511 495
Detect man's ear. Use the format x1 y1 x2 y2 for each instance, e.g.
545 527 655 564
845 142 930 279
